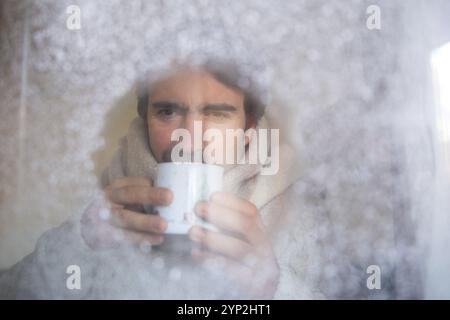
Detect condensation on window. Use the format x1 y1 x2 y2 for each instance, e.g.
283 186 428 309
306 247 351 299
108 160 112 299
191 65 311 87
0 0 450 298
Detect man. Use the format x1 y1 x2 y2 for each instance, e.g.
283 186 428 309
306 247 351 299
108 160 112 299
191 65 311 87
0 62 325 299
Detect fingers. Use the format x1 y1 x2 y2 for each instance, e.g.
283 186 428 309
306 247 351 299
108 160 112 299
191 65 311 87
195 201 265 245
104 176 172 208
103 226 165 248
189 226 254 262
120 228 164 247
210 192 258 217
108 176 153 189
82 177 171 251
85 197 168 250
106 185 173 207
110 207 168 234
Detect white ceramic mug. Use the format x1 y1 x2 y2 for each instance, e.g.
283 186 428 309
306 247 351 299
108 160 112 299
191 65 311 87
153 162 224 234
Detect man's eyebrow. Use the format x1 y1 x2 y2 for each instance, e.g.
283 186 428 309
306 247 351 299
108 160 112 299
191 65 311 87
151 101 188 111
202 103 238 112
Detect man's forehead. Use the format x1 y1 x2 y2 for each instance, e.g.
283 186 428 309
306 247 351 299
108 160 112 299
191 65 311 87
149 69 245 108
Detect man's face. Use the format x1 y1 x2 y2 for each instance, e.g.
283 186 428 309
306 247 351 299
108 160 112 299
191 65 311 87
146 68 250 163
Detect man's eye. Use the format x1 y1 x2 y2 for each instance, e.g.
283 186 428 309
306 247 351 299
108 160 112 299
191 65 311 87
157 109 175 117
207 111 230 119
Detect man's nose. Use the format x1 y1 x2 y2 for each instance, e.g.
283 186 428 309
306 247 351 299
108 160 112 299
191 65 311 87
180 113 204 153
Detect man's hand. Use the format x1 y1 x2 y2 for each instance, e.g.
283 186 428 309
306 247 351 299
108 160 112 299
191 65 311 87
81 176 173 250
188 192 280 299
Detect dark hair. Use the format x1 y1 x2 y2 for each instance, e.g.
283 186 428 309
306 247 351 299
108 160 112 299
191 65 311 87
136 61 266 123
